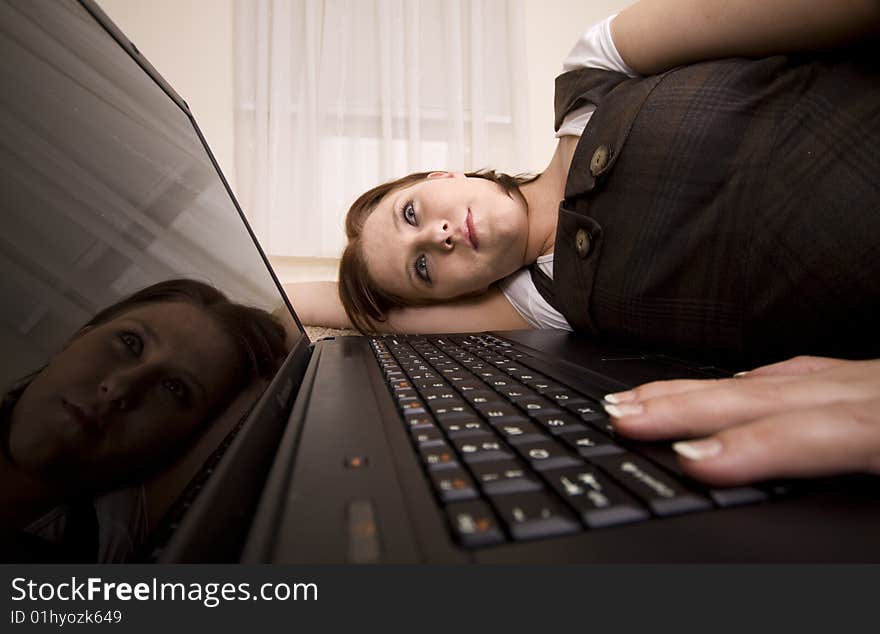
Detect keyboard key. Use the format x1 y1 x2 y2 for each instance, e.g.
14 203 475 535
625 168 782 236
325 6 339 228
439 419 492 438
489 491 581 541
508 370 542 383
420 388 460 403
475 403 529 424
517 398 563 416
469 460 545 495
566 402 608 422
411 426 444 447
486 377 516 390
493 420 548 445
635 443 769 508
514 440 583 471
399 400 427 415
544 389 592 409
531 412 589 436
708 487 770 508
476 370 503 381
403 413 434 430
395 388 419 403
445 500 505 548
439 366 465 376
461 390 501 406
558 428 623 457
408 371 439 381
429 467 479 503
419 444 459 470
494 383 530 400
402 364 430 374
542 466 649 528
452 434 514 463
413 379 450 391
589 453 713 516
529 380 564 394
428 398 467 414
444 371 473 383
433 405 476 421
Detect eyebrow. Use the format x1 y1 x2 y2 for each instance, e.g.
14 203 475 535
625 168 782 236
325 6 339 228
127 317 208 400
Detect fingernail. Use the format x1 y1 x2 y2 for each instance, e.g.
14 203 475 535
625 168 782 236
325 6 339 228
733 371 748 378
604 391 637 404
603 402 643 418
673 438 723 461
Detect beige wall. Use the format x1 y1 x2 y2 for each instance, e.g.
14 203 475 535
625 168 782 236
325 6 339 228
97 0 237 193
95 0 633 282
523 0 633 170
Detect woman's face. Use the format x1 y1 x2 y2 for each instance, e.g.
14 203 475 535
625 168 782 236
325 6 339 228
360 173 529 301
9 301 241 489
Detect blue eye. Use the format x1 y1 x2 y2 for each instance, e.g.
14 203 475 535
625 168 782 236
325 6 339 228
402 200 416 225
162 378 190 403
414 254 430 284
119 332 143 356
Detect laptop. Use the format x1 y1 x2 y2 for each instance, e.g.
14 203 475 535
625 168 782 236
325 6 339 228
2 0 877 564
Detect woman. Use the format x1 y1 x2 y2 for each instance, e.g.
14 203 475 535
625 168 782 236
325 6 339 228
1 279 288 561
287 1 880 488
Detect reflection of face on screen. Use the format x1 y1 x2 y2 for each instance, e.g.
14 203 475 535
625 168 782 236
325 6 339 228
1 280 287 554
1 1 301 559
13 302 235 485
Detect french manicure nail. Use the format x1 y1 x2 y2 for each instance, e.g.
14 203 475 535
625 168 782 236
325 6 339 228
673 439 723 461
733 371 748 378
604 391 636 404
603 402 643 418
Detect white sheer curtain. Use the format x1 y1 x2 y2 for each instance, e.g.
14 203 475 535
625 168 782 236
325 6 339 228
234 0 528 259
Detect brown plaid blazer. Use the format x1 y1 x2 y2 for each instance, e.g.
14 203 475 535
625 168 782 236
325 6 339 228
532 47 880 366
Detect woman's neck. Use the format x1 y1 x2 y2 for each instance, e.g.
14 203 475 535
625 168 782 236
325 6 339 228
520 135 579 265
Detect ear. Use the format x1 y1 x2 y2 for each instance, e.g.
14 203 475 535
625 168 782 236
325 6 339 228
427 171 465 180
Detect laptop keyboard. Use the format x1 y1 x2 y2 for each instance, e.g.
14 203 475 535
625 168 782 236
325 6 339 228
371 334 773 548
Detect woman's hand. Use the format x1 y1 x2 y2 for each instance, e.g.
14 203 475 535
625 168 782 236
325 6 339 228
603 356 880 487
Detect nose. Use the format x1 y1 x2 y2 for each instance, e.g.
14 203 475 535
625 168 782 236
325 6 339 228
429 220 454 251
98 370 140 412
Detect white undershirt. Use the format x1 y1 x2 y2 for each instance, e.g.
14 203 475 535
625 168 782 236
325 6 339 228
498 14 635 330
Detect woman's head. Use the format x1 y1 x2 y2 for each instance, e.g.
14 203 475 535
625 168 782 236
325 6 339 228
339 169 535 332
4 279 287 491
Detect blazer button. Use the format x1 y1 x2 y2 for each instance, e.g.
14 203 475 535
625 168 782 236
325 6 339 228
590 145 610 176
575 229 592 258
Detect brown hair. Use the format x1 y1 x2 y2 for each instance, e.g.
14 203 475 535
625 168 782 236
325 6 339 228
338 169 535 333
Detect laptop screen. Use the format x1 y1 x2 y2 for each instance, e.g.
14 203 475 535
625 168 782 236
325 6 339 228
1 0 301 561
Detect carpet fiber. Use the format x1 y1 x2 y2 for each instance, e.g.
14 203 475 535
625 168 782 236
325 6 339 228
303 326 358 340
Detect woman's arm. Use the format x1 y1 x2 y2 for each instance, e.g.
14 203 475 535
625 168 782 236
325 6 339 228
612 0 880 75
283 281 353 329
384 286 532 334
283 281 532 334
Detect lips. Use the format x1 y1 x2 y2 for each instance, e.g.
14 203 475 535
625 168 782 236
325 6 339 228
61 399 104 432
464 209 479 250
